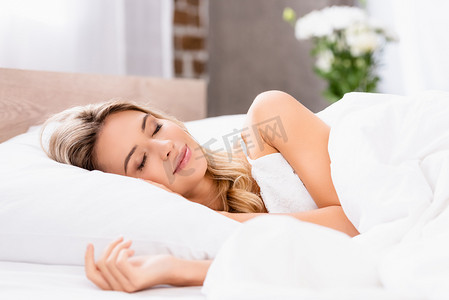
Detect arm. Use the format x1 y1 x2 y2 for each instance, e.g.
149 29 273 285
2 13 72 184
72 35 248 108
239 92 358 235
220 206 359 237
243 90 340 208
85 237 211 292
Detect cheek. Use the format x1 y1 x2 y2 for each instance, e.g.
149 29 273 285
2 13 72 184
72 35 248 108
190 147 208 172
146 162 176 184
197 154 208 173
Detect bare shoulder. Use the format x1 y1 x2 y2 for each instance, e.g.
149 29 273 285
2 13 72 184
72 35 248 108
247 90 299 115
242 91 310 157
241 90 298 160
245 91 310 136
243 90 339 208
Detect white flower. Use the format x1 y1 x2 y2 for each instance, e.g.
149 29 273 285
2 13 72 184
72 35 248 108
295 10 332 39
321 6 367 30
345 23 381 56
315 50 334 72
295 6 367 39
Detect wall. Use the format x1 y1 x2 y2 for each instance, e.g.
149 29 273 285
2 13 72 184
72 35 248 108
207 0 354 116
0 0 173 77
173 0 209 78
367 0 449 96
125 0 173 77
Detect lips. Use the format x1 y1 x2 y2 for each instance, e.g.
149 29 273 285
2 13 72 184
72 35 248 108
173 145 190 174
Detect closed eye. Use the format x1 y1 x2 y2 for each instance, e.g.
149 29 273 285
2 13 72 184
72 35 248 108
153 123 162 136
137 153 147 171
137 122 161 172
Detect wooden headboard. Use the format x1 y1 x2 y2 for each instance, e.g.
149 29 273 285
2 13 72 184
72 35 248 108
0 68 206 143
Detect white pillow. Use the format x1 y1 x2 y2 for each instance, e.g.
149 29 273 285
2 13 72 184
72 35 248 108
0 114 246 266
185 114 247 150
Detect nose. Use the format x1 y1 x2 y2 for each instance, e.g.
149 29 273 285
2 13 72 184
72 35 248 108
153 139 173 160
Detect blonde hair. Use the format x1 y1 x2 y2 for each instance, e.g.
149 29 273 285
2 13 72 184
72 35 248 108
41 100 266 213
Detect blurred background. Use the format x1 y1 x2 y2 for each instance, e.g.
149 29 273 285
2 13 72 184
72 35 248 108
1 0 448 116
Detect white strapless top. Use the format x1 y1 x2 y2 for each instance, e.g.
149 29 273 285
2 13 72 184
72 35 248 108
246 153 318 213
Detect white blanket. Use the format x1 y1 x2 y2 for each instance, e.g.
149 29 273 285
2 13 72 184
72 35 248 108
201 91 449 300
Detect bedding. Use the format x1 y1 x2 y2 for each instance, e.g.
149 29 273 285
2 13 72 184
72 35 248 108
246 153 317 213
201 91 449 300
3 86 449 300
0 67 214 299
0 114 246 266
0 261 205 300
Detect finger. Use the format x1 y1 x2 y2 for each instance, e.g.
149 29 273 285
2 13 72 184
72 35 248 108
116 248 144 289
84 244 112 290
96 237 126 291
126 250 147 266
100 236 124 260
106 240 137 292
116 248 137 275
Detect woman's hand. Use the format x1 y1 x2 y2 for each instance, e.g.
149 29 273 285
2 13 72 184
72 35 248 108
85 237 177 292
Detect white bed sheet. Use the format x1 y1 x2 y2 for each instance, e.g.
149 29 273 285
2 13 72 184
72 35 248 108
0 261 205 300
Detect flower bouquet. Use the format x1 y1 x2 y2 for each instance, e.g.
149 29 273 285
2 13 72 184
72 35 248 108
284 6 396 102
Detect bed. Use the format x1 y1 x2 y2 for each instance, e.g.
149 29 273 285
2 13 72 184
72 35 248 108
2 67 449 300
0 67 244 299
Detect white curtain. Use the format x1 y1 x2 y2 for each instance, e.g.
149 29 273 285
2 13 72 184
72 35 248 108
367 0 449 95
0 0 173 77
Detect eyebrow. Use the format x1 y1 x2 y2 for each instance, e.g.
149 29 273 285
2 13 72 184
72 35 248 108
124 145 137 175
142 114 149 131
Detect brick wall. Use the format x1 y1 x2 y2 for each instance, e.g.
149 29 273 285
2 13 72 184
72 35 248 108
173 0 208 79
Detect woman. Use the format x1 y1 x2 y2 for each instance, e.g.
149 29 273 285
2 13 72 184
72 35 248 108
43 90 358 292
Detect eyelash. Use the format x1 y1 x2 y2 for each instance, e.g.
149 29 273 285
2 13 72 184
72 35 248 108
137 154 147 171
138 123 162 171
153 123 162 136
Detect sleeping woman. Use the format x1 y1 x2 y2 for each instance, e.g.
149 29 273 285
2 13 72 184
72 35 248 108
42 90 358 292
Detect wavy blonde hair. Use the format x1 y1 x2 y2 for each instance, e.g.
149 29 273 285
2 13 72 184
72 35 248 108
41 100 266 213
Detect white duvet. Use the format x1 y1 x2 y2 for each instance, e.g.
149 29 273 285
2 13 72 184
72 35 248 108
202 91 449 300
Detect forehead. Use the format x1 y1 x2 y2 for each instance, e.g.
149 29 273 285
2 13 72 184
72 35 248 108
103 110 146 132
94 110 146 173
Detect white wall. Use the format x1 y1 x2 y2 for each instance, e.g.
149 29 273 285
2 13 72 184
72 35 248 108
367 0 449 95
0 0 173 77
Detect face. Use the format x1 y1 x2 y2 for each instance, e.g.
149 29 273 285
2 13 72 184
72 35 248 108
94 110 208 198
